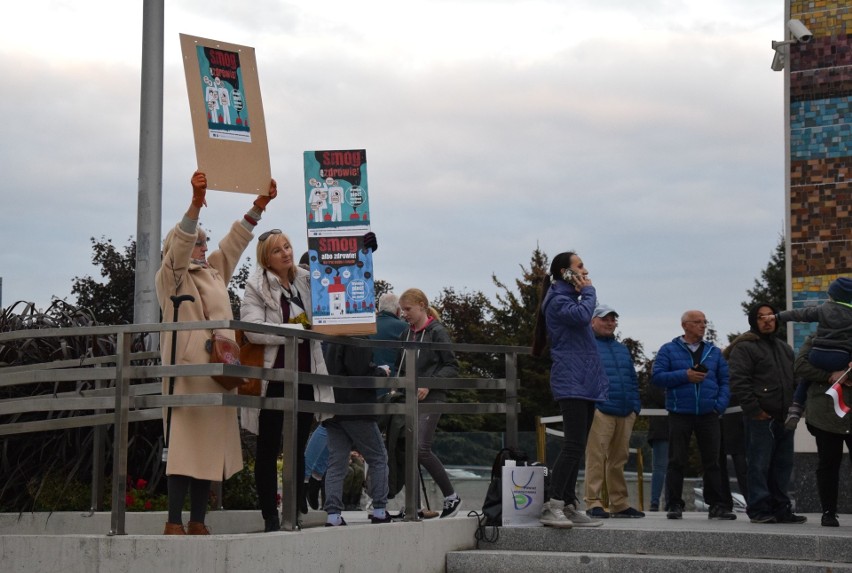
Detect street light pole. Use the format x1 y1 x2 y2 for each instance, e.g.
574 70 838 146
133 0 164 327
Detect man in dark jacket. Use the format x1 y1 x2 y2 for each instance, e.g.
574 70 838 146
370 293 407 374
727 303 806 525
652 310 733 520
584 304 644 518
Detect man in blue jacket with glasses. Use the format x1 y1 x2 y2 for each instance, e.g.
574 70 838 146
652 310 734 521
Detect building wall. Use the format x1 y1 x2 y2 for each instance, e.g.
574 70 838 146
789 1 852 349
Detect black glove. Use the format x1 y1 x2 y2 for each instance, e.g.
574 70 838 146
363 231 378 252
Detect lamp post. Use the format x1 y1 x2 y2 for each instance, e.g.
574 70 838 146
133 0 164 328
770 9 813 348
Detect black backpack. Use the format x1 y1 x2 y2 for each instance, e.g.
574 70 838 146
481 447 532 526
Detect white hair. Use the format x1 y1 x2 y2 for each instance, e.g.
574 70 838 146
377 293 400 313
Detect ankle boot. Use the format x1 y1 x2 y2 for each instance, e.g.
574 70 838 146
264 515 281 532
186 521 210 535
163 522 186 535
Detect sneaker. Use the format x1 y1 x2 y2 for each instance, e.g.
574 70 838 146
822 511 839 527
784 403 803 430
708 506 737 520
666 507 683 520
539 499 573 528
369 512 393 524
325 516 347 527
564 503 604 527
612 507 645 518
586 507 610 518
749 514 777 524
649 504 659 512
777 512 807 524
440 495 462 518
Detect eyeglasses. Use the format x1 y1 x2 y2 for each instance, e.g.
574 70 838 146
194 237 209 247
259 229 283 242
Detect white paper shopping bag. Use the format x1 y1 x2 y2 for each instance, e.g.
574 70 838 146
501 465 545 527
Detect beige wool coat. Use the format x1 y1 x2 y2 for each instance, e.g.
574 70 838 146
156 219 253 481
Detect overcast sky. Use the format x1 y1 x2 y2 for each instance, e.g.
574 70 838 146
1 0 787 354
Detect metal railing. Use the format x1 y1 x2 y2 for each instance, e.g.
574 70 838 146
0 320 527 534
535 405 744 510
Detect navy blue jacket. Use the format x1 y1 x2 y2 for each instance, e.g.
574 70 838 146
595 336 641 416
652 337 730 415
542 281 608 402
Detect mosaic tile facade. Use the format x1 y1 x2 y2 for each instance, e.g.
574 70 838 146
789 1 852 350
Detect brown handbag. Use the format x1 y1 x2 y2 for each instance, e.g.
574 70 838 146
235 329 264 396
205 333 247 391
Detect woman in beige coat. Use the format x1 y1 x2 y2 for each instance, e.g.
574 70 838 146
239 230 334 532
156 171 276 535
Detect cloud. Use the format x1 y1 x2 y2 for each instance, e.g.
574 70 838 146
0 0 786 352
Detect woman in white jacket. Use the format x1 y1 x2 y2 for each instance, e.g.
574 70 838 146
239 229 333 532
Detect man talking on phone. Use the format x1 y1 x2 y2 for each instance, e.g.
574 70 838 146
652 310 735 521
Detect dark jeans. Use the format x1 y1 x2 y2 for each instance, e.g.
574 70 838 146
665 412 723 511
550 399 595 506
649 439 668 508
255 381 314 519
807 423 852 514
743 417 794 519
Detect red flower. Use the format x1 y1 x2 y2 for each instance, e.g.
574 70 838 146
144 500 153 510
136 478 147 490
125 494 135 507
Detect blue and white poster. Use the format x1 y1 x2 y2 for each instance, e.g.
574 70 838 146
195 45 251 142
304 150 370 237
304 149 376 335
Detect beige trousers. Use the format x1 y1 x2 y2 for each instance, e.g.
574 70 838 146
584 410 637 512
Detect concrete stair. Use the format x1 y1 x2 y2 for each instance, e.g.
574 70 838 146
447 512 852 572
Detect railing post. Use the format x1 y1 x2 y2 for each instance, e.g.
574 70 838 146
280 333 300 532
402 347 419 521
505 352 519 450
90 377 106 513
108 330 132 536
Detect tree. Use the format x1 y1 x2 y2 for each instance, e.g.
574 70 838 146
373 279 393 301
491 246 558 430
71 237 137 324
731 235 787 341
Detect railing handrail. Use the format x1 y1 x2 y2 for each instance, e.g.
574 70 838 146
0 319 524 535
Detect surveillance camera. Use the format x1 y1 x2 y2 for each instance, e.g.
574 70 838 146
771 50 785 71
788 19 813 43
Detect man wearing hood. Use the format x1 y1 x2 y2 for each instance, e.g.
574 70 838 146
726 303 806 524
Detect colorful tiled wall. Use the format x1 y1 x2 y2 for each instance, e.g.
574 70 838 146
789 1 852 350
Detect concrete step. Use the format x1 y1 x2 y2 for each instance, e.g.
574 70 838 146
448 513 852 572
447 550 852 573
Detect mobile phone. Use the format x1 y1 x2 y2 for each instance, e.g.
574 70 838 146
561 268 577 282
693 364 708 373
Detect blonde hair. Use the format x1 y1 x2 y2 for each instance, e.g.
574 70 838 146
399 288 441 321
256 231 296 284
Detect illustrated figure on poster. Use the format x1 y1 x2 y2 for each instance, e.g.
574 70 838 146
327 178 345 222
204 76 219 122
309 181 328 222
214 77 231 124
328 275 346 316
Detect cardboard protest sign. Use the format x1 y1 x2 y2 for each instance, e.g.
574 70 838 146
180 34 271 195
303 150 376 335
